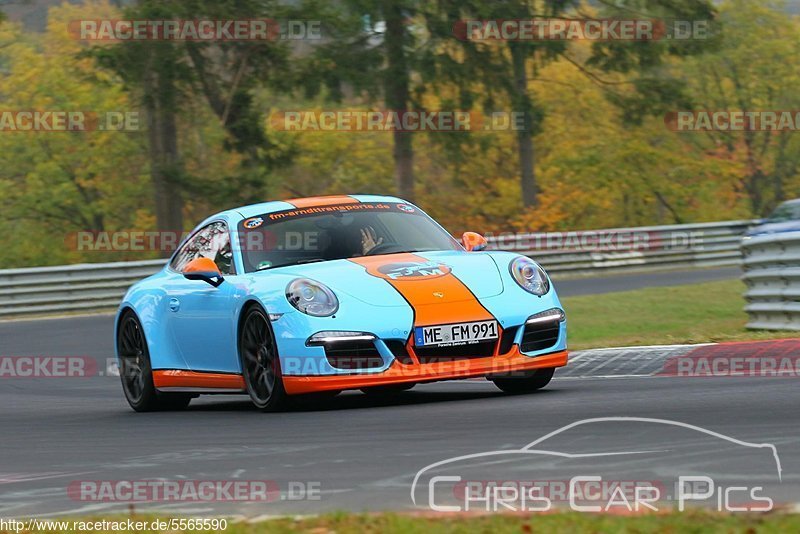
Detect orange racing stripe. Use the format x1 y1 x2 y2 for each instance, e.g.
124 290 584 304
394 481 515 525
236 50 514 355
285 195 359 208
349 253 494 326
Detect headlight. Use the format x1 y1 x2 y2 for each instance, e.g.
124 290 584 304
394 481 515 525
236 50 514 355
510 257 550 296
286 278 339 317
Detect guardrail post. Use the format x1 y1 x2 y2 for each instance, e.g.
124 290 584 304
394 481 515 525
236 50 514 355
741 231 800 330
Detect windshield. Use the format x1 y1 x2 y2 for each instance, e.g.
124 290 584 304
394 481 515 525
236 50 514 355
237 202 460 272
767 202 800 222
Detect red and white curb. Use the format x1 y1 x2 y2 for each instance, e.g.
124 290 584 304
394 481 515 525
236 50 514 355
559 338 800 379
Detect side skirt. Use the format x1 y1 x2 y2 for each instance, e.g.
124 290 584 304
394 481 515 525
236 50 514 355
153 370 246 393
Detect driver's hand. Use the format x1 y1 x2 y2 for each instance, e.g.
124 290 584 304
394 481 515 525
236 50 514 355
361 226 384 255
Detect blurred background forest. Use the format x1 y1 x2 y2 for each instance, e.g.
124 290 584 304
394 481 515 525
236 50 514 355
1 0 799 267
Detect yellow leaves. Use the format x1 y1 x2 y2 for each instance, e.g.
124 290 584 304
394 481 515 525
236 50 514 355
43 0 120 54
0 1 152 267
265 105 394 197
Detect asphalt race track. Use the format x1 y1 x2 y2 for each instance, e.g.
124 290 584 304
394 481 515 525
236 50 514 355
3 266 798 518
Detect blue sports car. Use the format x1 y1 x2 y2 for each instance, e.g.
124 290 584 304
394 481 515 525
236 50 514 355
116 195 568 412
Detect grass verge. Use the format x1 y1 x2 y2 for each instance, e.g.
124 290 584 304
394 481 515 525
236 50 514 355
561 279 797 350
260 511 799 533
9 511 800 533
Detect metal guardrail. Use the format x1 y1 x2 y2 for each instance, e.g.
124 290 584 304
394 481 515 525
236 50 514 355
0 260 165 317
486 219 754 276
742 231 800 330
0 220 755 318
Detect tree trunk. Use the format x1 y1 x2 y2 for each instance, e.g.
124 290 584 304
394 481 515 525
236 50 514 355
145 68 183 256
510 42 537 207
742 131 765 216
384 2 415 201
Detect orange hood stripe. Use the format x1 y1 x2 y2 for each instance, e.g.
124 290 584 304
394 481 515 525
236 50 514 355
349 254 494 327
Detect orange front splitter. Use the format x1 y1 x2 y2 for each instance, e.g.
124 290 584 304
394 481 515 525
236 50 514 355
283 349 569 395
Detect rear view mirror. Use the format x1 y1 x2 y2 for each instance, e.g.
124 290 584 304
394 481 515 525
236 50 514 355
182 257 224 288
461 232 488 252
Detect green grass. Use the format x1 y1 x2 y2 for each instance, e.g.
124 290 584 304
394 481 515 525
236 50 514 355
231 511 800 533
9 511 800 533
562 279 798 350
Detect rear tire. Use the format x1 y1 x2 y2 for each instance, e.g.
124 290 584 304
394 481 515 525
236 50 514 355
239 305 288 412
492 368 555 394
117 311 192 412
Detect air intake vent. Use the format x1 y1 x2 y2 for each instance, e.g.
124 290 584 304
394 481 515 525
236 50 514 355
385 340 414 365
520 321 560 353
323 340 384 370
499 326 520 354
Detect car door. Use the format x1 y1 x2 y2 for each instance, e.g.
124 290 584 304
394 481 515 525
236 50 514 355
165 221 241 373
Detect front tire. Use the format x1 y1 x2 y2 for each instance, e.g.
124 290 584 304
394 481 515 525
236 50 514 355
239 305 288 412
117 311 192 412
492 368 555 394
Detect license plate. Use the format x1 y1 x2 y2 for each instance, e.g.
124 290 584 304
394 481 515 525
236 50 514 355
414 320 499 347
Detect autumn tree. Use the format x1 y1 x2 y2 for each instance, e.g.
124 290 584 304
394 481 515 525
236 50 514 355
0 3 149 266
93 0 295 242
299 0 428 201
675 0 800 215
421 0 716 209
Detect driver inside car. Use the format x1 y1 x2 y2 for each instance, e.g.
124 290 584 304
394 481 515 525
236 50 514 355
359 225 384 255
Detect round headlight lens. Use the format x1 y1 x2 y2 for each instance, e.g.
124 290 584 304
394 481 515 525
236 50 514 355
286 278 339 316
510 257 550 296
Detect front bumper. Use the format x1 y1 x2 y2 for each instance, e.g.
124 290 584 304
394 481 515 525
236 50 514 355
282 347 568 394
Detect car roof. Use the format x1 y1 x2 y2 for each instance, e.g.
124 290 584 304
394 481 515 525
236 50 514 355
233 194 407 219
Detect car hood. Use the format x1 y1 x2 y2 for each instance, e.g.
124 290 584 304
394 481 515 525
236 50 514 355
268 250 504 307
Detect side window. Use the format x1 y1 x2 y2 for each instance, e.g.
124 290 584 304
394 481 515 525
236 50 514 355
170 222 235 275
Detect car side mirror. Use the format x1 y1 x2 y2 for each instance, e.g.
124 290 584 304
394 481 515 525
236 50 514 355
182 257 224 288
462 232 488 252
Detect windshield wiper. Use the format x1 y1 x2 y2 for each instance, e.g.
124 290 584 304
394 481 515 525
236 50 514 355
390 248 438 254
255 258 325 272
